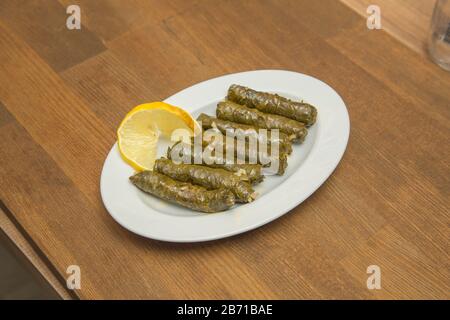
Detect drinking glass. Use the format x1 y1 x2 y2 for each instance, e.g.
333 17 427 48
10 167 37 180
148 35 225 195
429 0 450 70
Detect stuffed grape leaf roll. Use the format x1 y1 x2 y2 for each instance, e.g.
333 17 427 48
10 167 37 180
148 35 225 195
167 141 265 184
227 84 317 126
130 171 235 213
169 133 288 175
216 100 308 143
154 159 257 203
197 113 292 154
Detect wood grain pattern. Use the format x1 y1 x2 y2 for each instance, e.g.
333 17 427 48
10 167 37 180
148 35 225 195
0 0 448 299
0 0 106 72
61 51 154 128
340 0 436 56
340 225 449 299
57 0 198 43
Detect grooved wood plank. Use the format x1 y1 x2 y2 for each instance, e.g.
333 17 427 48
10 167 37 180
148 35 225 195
0 0 106 72
327 25 450 124
106 16 225 101
340 0 436 56
340 225 449 299
57 0 199 42
60 51 154 129
0 207 73 300
0 21 113 205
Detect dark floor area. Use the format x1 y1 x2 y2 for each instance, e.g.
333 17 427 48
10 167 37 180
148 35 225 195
0 229 60 299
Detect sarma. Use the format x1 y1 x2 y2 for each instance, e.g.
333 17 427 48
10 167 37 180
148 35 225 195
197 113 292 154
130 171 235 213
227 84 317 126
167 141 264 184
211 135 288 175
154 159 257 203
216 100 308 143
169 135 288 175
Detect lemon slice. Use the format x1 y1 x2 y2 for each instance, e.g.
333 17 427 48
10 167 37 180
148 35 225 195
117 102 198 171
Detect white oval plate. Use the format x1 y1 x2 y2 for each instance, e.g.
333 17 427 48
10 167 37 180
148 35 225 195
100 70 349 242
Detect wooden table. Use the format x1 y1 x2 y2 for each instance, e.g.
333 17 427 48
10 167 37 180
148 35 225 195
0 0 449 299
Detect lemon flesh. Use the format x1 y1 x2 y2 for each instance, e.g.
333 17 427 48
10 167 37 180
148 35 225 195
117 102 197 171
